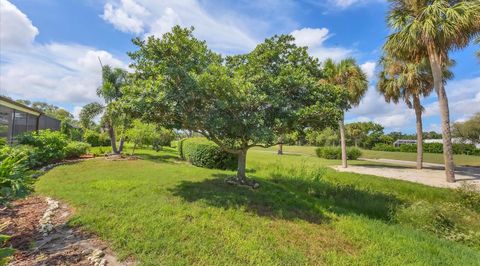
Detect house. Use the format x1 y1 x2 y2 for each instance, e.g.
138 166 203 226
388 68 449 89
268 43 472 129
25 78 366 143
393 139 417 147
0 96 61 143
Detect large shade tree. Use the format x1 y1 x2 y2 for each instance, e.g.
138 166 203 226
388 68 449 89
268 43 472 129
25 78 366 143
377 56 443 169
320 58 368 168
123 26 347 186
384 0 480 182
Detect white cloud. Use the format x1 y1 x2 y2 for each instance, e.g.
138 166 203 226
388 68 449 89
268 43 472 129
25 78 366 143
346 77 480 132
1 43 125 104
329 0 384 9
290 28 329 47
101 0 259 54
290 27 352 61
360 61 376 81
0 1 126 107
101 0 148 34
0 0 39 49
72 106 83 120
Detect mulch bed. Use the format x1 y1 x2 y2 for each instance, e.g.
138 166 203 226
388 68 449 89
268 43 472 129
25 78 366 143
0 196 132 266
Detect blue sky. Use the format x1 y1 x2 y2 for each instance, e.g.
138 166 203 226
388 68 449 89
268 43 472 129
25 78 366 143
1 0 478 133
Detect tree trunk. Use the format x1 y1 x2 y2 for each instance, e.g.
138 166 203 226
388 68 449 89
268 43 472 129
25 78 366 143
118 137 125 153
413 94 423 170
237 150 247 182
427 46 455 182
132 143 137 155
277 143 283 155
107 123 118 154
339 116 348 168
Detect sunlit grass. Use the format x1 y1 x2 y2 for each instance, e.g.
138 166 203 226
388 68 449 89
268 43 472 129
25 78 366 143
35 146 480 265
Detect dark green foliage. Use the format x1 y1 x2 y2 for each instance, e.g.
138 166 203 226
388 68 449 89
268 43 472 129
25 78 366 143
64 141 91 158
0 138 6 147
17 130 68 167
60 121 83 141
180 138 237 170
0 234 15 265
315 147 362 160
399 143 479 155
372 143 400 152
0 147 32 204
83 130 111 147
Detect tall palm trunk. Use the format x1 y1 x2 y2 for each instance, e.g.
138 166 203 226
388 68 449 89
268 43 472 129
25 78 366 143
339 114 347 168
427 46 455 182
412 94 423 170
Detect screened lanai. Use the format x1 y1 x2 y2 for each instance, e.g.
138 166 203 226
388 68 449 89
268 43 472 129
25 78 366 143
0 96 61 143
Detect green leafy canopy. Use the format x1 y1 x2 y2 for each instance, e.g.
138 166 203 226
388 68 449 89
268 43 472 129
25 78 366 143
122 26 348 153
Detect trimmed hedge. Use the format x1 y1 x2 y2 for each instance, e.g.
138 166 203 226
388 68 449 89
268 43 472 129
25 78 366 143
372 143 400 152
393 143 480 156
315 146 362 160
178 138 237 170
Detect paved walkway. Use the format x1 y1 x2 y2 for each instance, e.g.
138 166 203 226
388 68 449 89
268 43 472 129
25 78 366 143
333 158 480 189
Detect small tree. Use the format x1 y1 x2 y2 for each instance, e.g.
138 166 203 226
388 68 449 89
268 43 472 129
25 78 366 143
124 27 347 187
453 113 480 145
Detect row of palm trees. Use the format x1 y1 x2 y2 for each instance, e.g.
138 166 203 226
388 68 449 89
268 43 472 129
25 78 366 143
323 0 479 183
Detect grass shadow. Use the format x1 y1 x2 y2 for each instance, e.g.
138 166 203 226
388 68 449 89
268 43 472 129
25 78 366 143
136 152 179 163
170 172 404 224
170 174 328 224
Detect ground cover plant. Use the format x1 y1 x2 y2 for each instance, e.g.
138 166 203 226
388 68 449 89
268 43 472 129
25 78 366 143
34 145 480 265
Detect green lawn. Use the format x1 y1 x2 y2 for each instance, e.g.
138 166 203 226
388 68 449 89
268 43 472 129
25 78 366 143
35 147 480 265
360 149 480 167
254 145 480 167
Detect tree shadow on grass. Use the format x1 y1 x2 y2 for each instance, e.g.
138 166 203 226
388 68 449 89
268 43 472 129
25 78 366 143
135 152 180 164
170 173 403 224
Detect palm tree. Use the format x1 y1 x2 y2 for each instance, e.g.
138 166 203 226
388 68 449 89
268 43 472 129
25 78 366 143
384 0 480 182
321 58 368 168
97 65 129 154
377 55 453 169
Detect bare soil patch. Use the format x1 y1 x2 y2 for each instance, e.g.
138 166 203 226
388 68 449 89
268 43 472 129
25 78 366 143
0 196 133 266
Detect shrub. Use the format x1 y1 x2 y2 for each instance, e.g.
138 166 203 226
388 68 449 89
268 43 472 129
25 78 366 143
17 130 68 167
397 143 479 155
0 146 32 204
179 138 237 170
0 138 6 147
452 143 479 156
372 143 400 152
152 128 175 151
315 147 362 160
395 201 480 249
83 130 110 147
178 138 187 159
64 141 91 158
399 144 417 153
